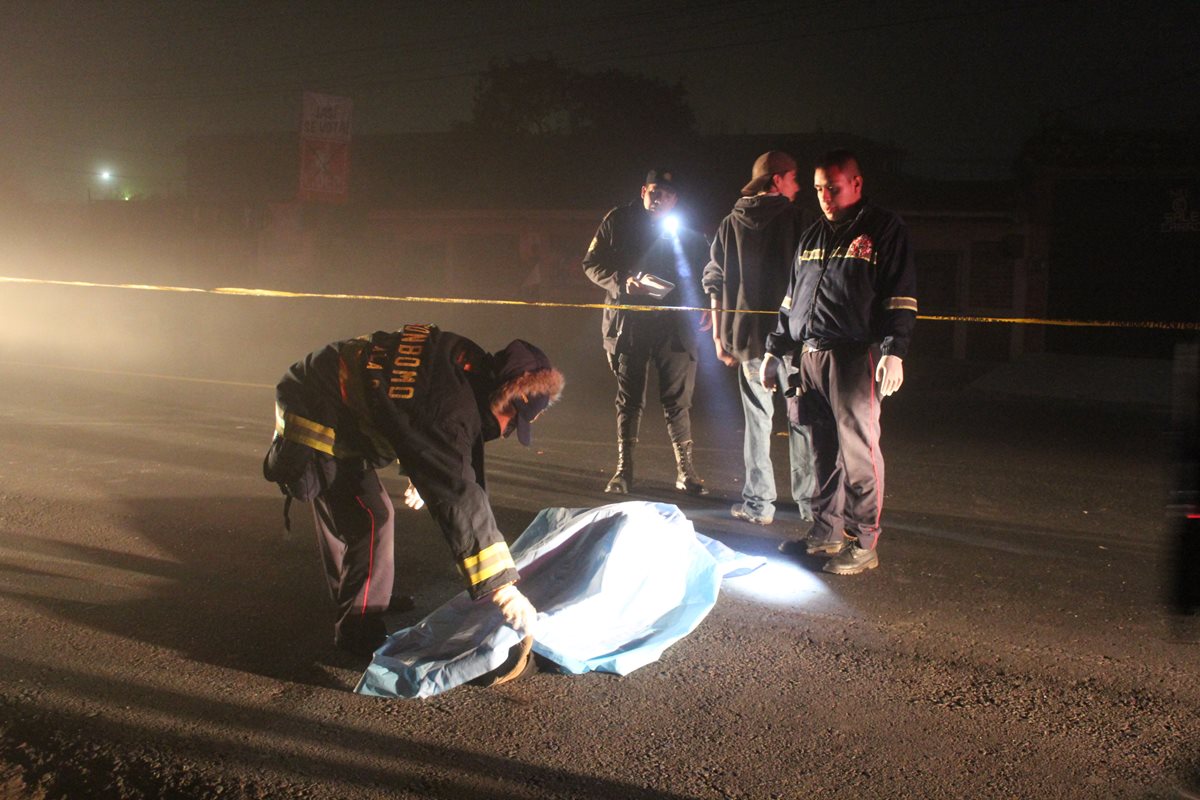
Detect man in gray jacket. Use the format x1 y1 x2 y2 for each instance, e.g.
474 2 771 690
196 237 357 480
703 151 815 526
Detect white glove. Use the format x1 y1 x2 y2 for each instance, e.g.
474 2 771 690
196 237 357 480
492 583 537 634
402 479 424 510
875 354 905 397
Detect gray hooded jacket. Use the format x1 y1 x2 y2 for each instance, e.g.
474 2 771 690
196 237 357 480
702 194 808 362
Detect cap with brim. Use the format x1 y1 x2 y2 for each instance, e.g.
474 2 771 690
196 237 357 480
741 151 797 196
644 167 677 192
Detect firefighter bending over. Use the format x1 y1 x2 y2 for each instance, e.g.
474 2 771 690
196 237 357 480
263 324 564 655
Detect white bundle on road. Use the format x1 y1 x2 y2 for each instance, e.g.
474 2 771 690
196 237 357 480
356 501 764 699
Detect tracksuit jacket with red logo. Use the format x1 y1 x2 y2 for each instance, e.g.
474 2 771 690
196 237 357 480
765 200 918 359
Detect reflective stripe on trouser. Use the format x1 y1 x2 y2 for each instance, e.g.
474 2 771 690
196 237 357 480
798 345 884 550
311 462 396 638
614 341 696 445
738 356 816 519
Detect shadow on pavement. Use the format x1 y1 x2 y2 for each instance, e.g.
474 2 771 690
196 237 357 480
0 493 547 689
0 653 702 800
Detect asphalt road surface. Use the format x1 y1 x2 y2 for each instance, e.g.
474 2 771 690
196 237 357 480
0 288 1197 799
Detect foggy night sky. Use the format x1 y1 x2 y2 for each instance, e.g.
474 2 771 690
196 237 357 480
1 0 1196 202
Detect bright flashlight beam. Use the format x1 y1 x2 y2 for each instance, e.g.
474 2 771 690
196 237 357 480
668 227 692 282
723 556 831 607
661 213 680 237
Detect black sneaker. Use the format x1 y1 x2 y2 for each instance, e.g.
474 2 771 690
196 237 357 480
822 544 879 575
804 533 848 556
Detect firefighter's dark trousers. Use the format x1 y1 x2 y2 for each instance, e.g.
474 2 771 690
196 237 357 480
311 461 396 643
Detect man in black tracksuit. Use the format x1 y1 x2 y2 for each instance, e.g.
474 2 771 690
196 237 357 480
764 150 917 575
583 167 711 496
263 324 564 654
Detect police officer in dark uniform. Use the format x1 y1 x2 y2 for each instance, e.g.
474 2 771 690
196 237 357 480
582 168 710 496
263 324 564 655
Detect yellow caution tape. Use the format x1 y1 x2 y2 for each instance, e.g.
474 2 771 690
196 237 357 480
2 275 1197 331
916 313 1199 331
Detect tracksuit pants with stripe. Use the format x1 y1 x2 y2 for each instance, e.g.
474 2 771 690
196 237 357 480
311 461 395 642
795 344 885 550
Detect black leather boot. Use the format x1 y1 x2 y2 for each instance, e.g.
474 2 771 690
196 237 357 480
672 440 708 496
605 438 636 494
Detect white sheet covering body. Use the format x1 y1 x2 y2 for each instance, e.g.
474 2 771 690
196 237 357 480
356 502 764 698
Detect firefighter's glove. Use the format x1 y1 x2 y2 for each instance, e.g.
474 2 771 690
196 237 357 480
402 479 425 510
492 583 537 635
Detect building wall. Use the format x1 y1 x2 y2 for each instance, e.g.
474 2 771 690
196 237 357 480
904 212 1033 360
363 209 606 304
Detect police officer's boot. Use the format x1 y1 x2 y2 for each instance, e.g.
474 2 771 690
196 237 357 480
672 440 708 496
605 439 636 494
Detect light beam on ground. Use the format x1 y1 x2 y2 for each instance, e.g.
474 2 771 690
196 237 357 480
723 557 829 607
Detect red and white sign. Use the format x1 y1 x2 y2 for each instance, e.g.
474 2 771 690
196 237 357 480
299 91 352 203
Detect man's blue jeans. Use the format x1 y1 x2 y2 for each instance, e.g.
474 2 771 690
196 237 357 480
738 357 815 522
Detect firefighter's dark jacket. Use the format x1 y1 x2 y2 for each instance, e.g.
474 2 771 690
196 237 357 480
766 200 918 360
582 201 709 356
702 194 808 362
270 324 519 599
